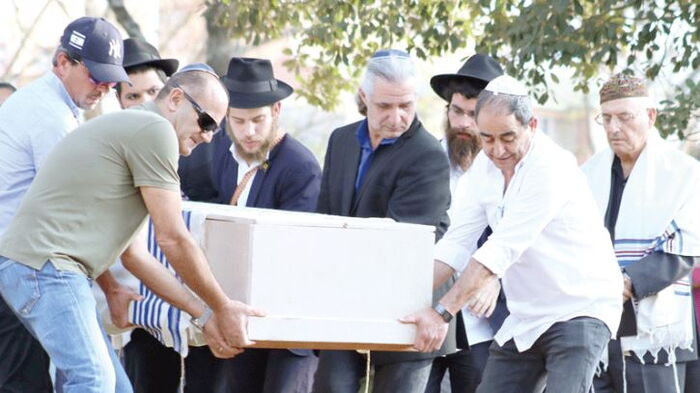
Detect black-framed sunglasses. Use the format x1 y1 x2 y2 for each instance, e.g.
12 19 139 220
172 82 220 134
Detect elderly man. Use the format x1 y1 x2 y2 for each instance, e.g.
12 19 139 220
425 53 503 393
206 56 322 393
405 75 623 393
0 68 263 393
115 38 178 109
0 82 16 106
311 49 451 393
0 16 130 392
583 73 700 393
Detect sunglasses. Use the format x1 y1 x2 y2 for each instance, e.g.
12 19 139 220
78 62 117 88
172 82 220 134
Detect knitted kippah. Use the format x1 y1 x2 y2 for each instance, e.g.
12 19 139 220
599 73 648 104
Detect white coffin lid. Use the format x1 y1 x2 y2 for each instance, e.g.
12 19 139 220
182 201 435 232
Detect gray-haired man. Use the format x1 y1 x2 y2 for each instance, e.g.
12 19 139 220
405 75 623 393
312 49 452 393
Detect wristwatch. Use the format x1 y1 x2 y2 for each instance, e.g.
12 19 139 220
433 303 454 323
190 306 213 331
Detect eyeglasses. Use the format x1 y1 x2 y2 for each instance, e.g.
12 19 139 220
79 62 117 89
594 112 638 127
172 82 220 134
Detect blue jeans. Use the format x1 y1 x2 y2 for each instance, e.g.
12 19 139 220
0 257 132 393
476 317 610 393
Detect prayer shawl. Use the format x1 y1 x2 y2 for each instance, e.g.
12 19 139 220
582 130 700 362
127 206 208 356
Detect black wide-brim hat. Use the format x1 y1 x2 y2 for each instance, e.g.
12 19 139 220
430 53 503 101
222 57 293 109
123 38 179 76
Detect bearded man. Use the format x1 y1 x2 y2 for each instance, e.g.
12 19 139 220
208 57 323 393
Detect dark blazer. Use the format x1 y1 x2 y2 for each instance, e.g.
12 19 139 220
210 131 322 211
317 117 452 364
183 127 322 359
318 117 450 238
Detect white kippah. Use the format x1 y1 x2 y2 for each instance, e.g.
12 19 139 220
485 75 529 96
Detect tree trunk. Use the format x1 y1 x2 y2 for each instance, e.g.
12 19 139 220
204 2 245 75
106 0 145 40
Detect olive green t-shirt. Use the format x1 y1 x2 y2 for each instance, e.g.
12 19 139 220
0 102 180 278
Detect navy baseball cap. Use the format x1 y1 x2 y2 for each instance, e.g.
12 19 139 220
60 17 129 83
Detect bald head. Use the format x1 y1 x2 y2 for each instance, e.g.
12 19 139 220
157 71 228 108
155 70 229 156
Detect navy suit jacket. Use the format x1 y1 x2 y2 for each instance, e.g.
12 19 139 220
210 132 322 211
180 127 321 358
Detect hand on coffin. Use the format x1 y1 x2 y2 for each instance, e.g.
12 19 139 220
465 278 500 318
104 284 143 329
399 307 449 352
204 300 266 358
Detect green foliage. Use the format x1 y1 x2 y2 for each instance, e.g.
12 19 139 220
210 0 699 138
657 78 700 139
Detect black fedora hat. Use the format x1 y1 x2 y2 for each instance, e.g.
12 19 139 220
430 54 503 101
123 38 179 76
222 57 293 109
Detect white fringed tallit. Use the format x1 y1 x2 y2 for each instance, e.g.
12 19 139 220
582 130 700 363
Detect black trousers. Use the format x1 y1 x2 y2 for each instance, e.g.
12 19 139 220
123 328 223 393
0 295 52 393
424 341 491 393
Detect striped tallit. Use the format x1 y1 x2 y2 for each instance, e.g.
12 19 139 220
582 129 700 362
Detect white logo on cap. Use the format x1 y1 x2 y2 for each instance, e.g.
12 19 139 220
68 31 85 50
108 39 121 60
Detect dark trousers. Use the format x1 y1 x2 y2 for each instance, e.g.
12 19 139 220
0 295 52 393
594 340 687 393
685 357 700 393
425 341 491 393
123 328 223 393
476 317 610 393
312 350 432 393
216 348 318 393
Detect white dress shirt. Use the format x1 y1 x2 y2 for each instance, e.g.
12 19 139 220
230 144 265 207
440 138 494 345
435 131 623 352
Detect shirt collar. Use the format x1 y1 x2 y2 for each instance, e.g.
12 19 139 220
355 119 398 150
48 71 81 119
514 130 539 172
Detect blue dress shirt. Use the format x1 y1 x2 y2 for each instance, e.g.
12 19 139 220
0 72 80 234
354 120 397 193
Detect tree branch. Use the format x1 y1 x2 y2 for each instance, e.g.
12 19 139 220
106 0 145 40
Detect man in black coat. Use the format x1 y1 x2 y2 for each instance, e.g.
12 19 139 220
312 49 451 393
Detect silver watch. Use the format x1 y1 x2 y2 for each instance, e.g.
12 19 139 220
191 306 213 330
433 303 454 323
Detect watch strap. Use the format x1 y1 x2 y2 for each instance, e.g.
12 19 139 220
191 306 213 330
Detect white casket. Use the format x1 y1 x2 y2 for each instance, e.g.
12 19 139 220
184 201 435 351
